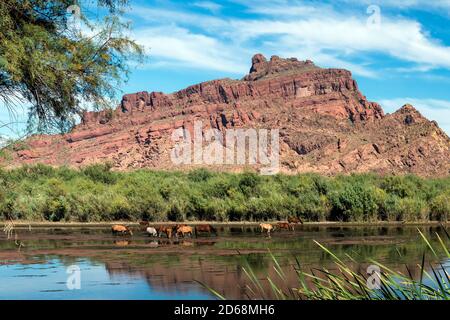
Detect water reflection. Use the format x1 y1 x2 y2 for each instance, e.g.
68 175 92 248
0 225 448 299
0 259 212 300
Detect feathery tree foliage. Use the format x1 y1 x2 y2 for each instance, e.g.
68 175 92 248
0 0 142 133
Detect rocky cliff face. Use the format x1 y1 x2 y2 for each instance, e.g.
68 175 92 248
5 54 450 176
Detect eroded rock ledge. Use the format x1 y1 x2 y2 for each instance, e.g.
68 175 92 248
6 54 450 177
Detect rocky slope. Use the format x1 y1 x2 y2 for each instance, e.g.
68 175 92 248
4 54 450 176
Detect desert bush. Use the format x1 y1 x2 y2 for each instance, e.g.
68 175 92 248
430 192 450 222
82 163 117 184
188 168 213 182
238 172 261 197
0 165 448 222
380 175 418 199
43 196 69 222
397 197 429 222
329 184 378 222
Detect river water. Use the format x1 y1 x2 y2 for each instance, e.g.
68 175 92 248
0 225 448 299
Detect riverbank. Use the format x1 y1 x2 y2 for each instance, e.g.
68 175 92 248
1 220 449 228
0 164 449 223
1 223 448 300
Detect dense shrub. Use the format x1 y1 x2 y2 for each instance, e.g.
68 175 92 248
82 163 117 184
430 192 450 222
398 198 429 222
188 169 213 182
0 165 448 222
329 184 378 222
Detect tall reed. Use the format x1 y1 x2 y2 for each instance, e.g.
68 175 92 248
199 228 450 300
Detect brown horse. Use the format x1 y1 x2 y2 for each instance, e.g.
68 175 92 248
277 222 295 231
114 240 130 247
180 239 194 247
288 216 304 224
195 224 217 237
111 225 133 236
138 221 150 231
157 225 175 238
260 223 274 235
177 226 193 238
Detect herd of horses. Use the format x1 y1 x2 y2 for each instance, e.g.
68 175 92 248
260 216 303 234
111 216 304 238
111 222 218 238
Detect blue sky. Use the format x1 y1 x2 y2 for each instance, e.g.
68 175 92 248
1 0 450 140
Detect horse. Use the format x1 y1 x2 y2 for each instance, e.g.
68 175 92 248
138 221 149 230
111 225 133 236
157 225 175 238
195 224 217 237
177 225 193 238
277 222 295 231
148 240 159 248
288 216 304 224
146 227 158 237
180 239 194 247
260 223 274 235
114 240 130 247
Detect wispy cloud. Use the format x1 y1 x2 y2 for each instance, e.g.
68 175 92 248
341 0 450 10
380 98 450 134
233 0 323 16
129 1 450 78
0 135 8 147
192 1 223 13
129 6 227 30
134 26 249 74
238 17 450 69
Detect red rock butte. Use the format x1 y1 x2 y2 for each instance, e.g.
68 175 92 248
5 54 450 176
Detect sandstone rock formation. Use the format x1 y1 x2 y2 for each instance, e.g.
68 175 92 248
3 54 449 177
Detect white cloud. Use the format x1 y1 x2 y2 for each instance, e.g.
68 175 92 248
229 16 450 70
129 2 450 78
192 1 223 13
342 0 450 10
134 26 249 74
129 6 227 31
380 98 450 134
0 136 7 148
234 0 322 16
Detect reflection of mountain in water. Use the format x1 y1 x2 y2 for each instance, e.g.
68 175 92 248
103 255 284 299
0 225 448 299
101 253 443 299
